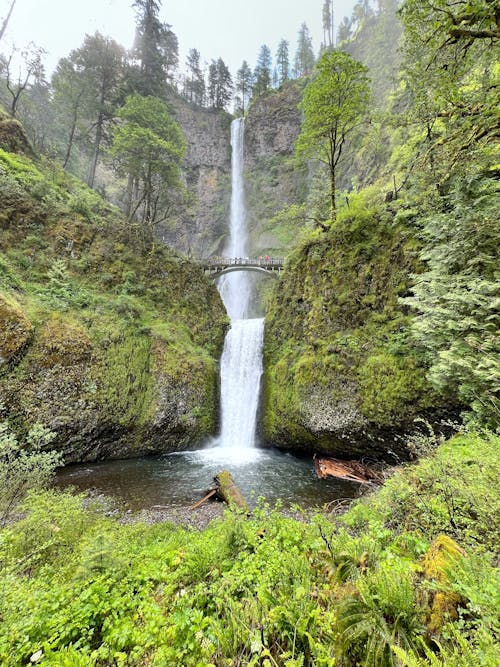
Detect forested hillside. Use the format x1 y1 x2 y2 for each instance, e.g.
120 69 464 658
263 0 499 453
0 0 498 665
0 108 227 460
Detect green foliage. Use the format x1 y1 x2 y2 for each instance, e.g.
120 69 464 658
403 176 500 427
296 49 370 219
0 411 61 525
109 94 186 233
0 430 497 665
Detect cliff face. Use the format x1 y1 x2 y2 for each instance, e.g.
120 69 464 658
244 82 307 255
162 95 232 257
262 198 457 460
0 112 228 463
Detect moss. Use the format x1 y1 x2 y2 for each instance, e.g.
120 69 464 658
422 536 466 634
0 125 227 461
263 195 451 455
0 292 33 367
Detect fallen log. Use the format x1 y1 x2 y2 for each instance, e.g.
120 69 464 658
191 470 249 512
314 455 383 485
213 470 249 512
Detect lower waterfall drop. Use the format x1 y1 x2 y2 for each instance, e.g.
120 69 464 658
218 318 264 453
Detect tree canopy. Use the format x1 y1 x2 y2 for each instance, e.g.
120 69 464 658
296 50 370 222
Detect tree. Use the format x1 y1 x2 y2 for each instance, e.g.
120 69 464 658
296 50 370 222
253 44 272 97
275 39 290 87
337 16 353 44
132 0 178 96
400 0 499 183
1 43 45 117
71 33 125 188
207 58 233 110
322 0 334 49
184 48 205 105
51 56 91 169
235 60 253 114
294 23 315 77
109 94 186 241
403 177 500 427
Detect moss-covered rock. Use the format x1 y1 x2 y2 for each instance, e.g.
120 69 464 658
262 196 456 459
0 108 33 156
0 293 33 367
0 115 228 462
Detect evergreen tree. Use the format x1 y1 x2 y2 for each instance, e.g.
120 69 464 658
337 16 353 43
322 0 334 49
51 56 92 169
207 58 233 110
184 48 205 105
294 23 315 78
235 60 253 114
74 33 126 188
275 39 290 87
253 44 272 97
132 0 178 96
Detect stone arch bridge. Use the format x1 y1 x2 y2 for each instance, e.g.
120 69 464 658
202 257 284 278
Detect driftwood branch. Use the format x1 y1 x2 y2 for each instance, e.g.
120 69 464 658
314 454 384 485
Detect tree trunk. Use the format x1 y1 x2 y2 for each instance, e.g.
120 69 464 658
88 80 106 188
88 110 103 189
330 162 336 222
0 0 17 43
63 106 78 169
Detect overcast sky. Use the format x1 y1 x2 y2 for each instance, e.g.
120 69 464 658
1 0 357 76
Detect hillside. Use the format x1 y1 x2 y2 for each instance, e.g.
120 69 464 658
0 109 228 462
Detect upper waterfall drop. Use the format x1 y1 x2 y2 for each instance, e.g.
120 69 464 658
218 118 252 321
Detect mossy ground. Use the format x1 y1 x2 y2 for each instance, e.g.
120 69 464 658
0 135 228 461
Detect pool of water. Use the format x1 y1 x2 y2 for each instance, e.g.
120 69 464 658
55 444 364 511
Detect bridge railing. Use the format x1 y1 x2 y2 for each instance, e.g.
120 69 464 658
203 257 284 268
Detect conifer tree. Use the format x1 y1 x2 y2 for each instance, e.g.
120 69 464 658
132 0 178 97
322 0 334 49
207 58 233 110
184 48 205 105
294 23 315 78
253 44 272 97
235 60 253 114
275 39 290 87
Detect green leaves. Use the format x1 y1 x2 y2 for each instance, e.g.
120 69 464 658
296 49 370 219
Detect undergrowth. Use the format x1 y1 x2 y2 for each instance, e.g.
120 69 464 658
0 429 498 666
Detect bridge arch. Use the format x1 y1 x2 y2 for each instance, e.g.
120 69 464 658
212 266 279 279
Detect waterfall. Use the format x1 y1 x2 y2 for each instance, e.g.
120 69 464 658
216 118 265 457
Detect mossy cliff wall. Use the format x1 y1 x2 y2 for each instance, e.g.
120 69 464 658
262 200 455 459
0 113 227 462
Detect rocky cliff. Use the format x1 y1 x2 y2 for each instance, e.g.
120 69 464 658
244 81 308 256
262 195 457 460
0 109 228 463
161 94 232 257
